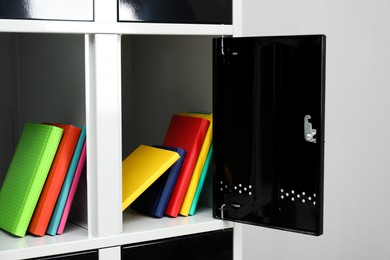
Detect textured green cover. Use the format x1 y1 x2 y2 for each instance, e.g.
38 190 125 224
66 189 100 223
0 123 63 237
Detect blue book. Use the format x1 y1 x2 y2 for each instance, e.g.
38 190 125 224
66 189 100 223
46 126 86 235
131 146 186 218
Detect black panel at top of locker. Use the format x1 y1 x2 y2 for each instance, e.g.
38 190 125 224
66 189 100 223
212 35 325 235
0 0 93 21
118 0 232 24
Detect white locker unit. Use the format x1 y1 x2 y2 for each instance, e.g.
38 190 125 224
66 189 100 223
0 0 327 259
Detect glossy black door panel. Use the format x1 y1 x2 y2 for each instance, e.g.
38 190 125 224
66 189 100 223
213 35 325 235
122 229 233 259
28 250 98 260
118 0 232 24
0 0 93 21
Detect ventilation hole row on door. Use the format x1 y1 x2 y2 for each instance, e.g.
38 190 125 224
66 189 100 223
280 188 316 205
219 180 253 196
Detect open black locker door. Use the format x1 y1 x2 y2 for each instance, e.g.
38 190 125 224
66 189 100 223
213 35 325 235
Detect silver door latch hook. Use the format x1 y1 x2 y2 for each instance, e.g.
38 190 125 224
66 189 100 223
304 115 317 143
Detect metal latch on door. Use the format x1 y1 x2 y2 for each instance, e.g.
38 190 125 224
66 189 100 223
304 115 317 143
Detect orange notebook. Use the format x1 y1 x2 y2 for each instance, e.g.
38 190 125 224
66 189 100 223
163 114 210 217
28 124 81 236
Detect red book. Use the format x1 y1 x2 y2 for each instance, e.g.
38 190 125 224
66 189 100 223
28 124 81 236
163 115 210 217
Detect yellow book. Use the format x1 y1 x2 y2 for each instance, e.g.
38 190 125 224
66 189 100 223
122 145 180 211
179 113 213 216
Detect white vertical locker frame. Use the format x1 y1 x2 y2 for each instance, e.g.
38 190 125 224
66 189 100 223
99 246 121 260
85 33 123 237
94 0 117 23
233 0 243 37
86 0 122 238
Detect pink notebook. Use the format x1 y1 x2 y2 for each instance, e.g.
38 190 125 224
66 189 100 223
57 142 86 234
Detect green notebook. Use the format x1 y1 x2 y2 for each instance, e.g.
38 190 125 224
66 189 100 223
0 123 63 237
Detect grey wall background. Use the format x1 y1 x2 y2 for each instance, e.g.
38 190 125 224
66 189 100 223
0 34 85 189
241 0 390 259
122 35 213 158
0 34 15 187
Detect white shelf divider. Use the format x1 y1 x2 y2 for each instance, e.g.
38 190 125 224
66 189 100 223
233 0 243 37
120 207 233 245
0 208 230 259
0 20 233 36
85 34 123 237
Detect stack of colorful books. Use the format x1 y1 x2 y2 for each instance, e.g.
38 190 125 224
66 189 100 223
123 112 213 218
0 112 212 238
0 123 86 237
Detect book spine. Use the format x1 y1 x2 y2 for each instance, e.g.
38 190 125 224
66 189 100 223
189 144 213 215
57 142 87 234
47 127 86 235
164 119 209 217
179 115 212 216
28 125 81 236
